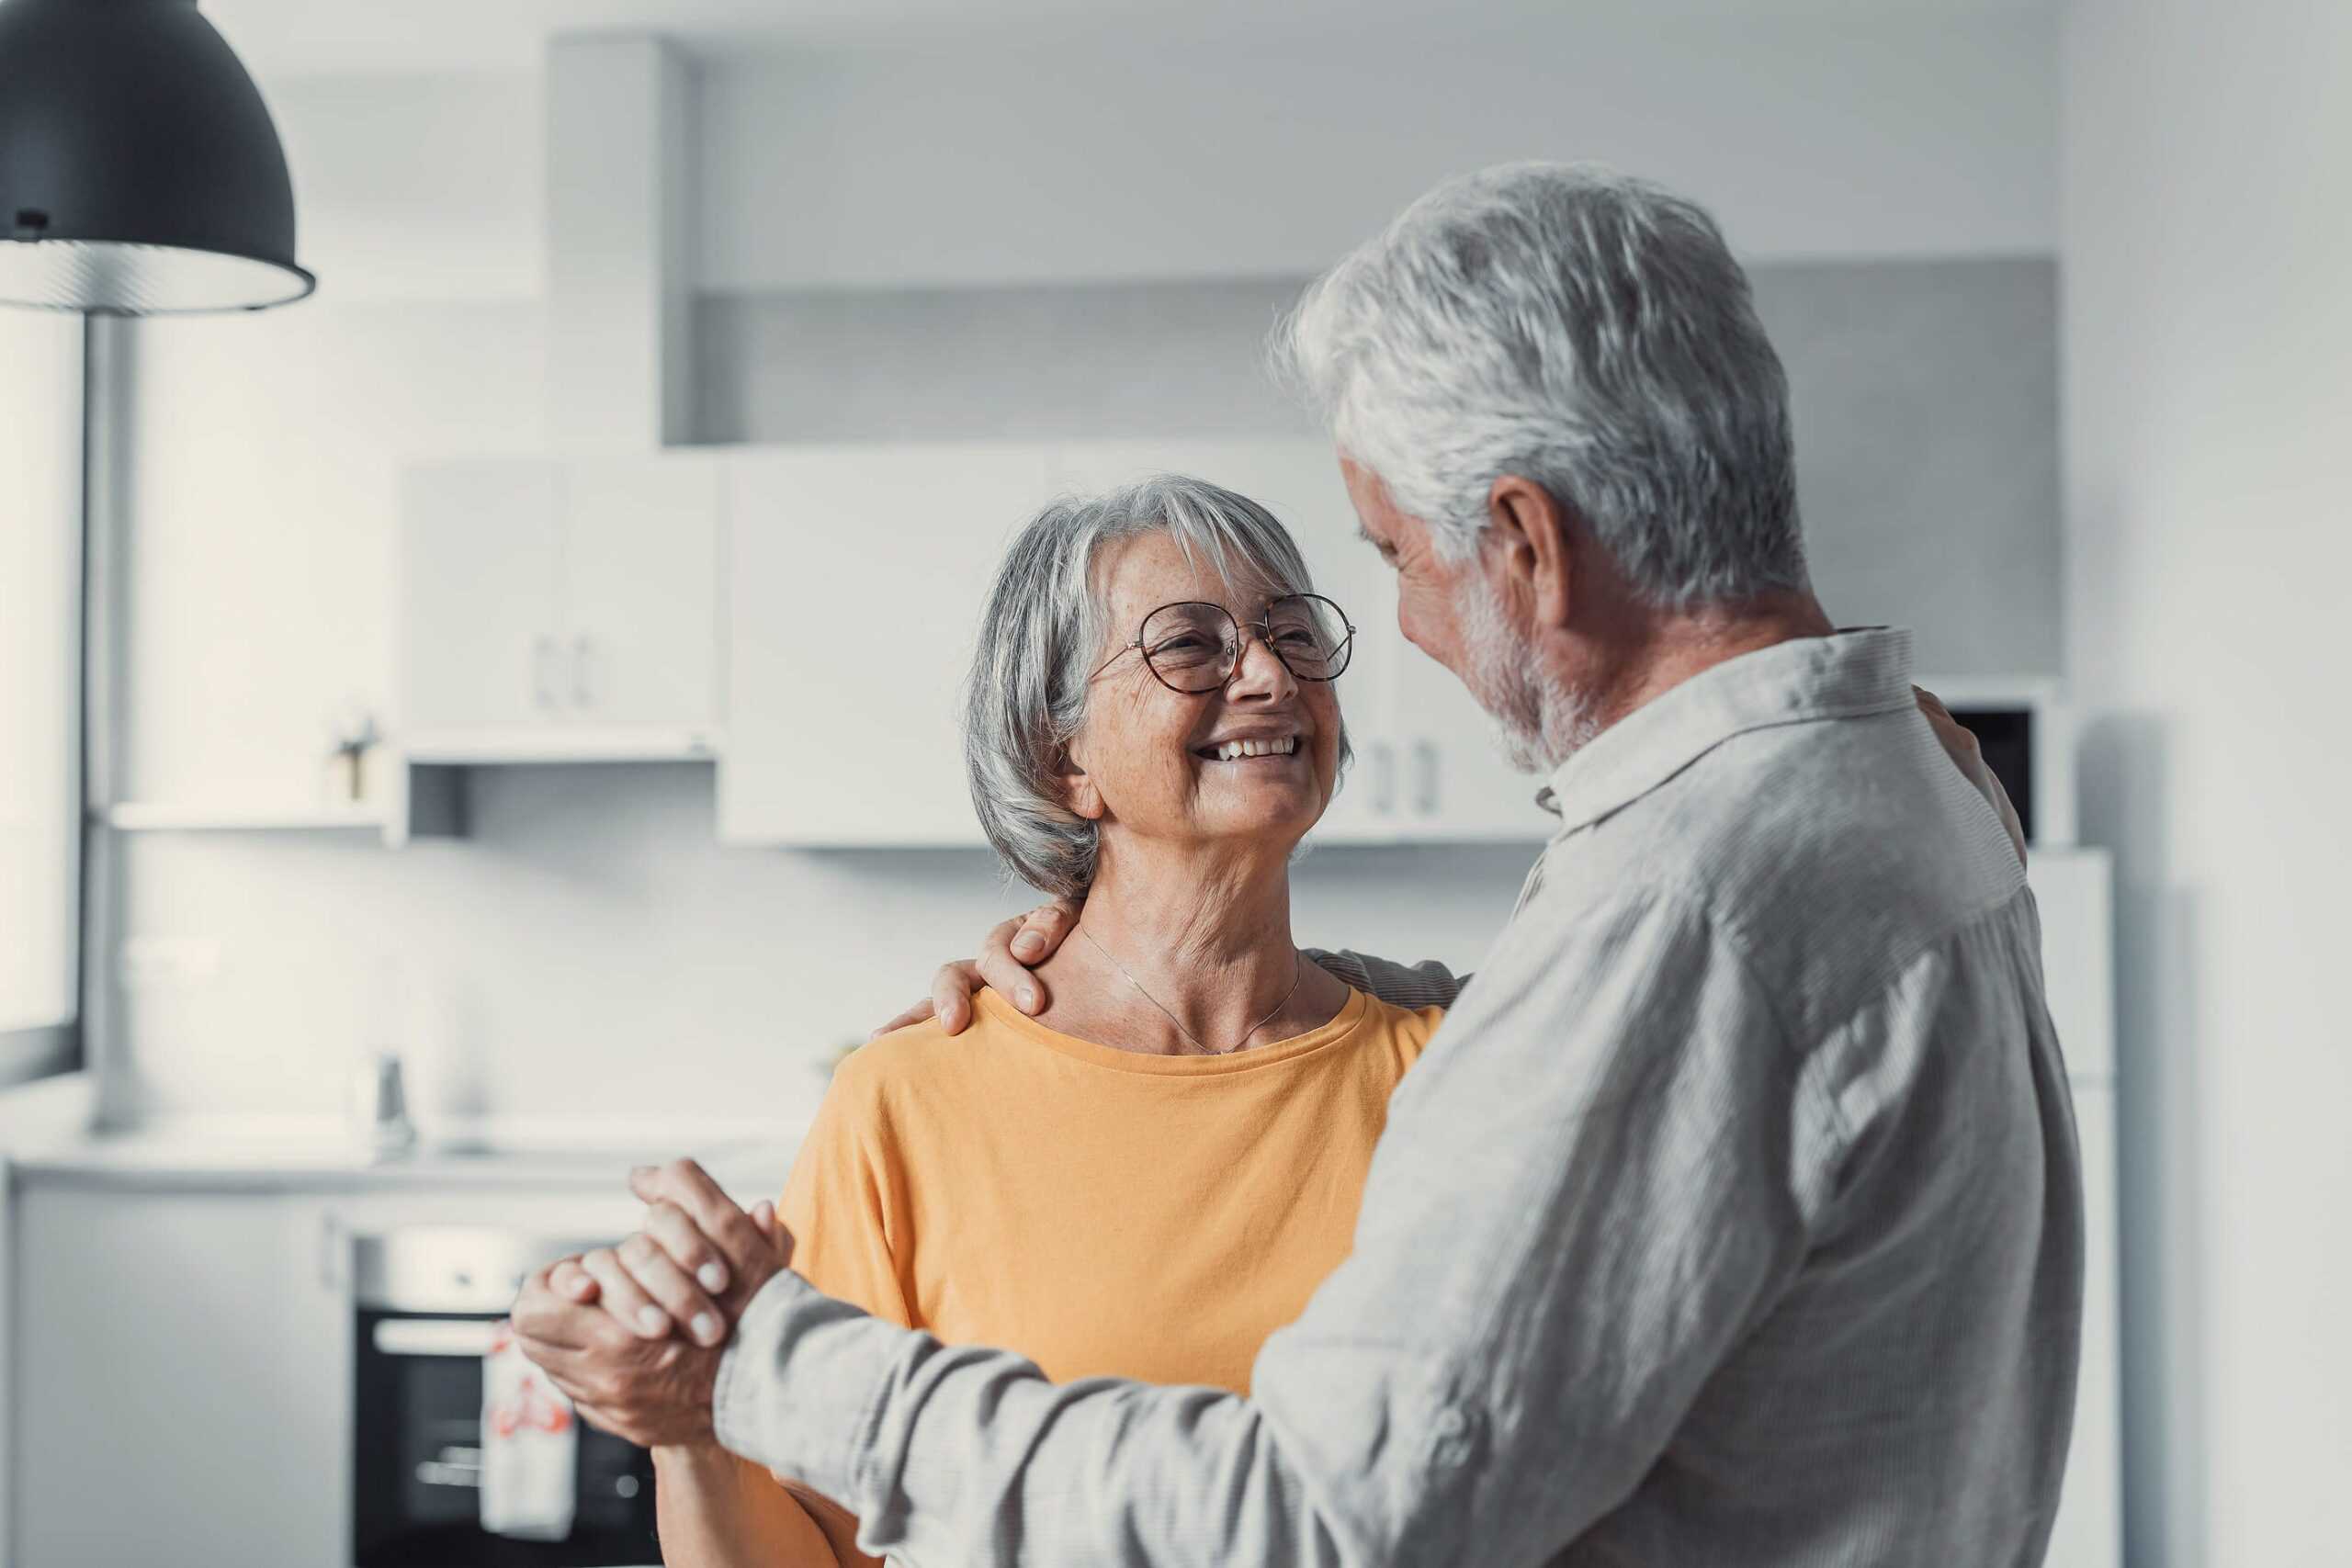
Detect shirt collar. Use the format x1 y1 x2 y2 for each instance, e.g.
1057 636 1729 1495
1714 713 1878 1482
1532 626 1917 837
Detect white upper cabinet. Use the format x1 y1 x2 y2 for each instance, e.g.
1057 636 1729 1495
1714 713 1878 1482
397 453 721 761
720 443 1053 846
562 457 721 728
399 458 563 733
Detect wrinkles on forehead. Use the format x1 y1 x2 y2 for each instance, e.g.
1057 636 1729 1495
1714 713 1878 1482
1091 530 1292 651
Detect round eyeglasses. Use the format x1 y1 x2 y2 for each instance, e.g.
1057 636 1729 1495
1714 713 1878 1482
1091 594 1356 694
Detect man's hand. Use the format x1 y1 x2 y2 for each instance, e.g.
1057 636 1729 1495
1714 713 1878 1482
1914 687 2028 865
511 1159 794 1446
511 1266 728 1448
866 897 1080 1039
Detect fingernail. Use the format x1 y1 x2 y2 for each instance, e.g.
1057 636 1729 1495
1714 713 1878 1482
692 1313 722 1347
636 1306 667 1336
1019 987 1039 1011
697 1263 728 1292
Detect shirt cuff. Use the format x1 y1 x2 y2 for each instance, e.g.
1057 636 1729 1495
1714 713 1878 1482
713 1269 905 1505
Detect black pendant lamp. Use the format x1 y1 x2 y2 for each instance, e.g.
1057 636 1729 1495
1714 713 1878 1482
0 0 312 314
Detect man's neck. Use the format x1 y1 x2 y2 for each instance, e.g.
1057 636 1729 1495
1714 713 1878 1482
1583 590 1838 737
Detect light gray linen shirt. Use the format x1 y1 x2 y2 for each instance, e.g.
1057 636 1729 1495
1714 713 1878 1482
715 626 2085 1567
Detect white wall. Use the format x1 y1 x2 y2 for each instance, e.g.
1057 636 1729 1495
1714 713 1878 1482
700 10 2058 290
2060 3 2352 1564
269 72 544 303
109 9 2062 1125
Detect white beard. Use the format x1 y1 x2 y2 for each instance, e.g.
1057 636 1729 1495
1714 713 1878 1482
1453 575 1599 775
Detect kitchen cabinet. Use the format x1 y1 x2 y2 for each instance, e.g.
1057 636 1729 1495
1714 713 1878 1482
9 1187 345 1568
720 443 1055 845
397 454 722 761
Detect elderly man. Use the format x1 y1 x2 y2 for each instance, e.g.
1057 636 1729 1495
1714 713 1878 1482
514 163 2083 1567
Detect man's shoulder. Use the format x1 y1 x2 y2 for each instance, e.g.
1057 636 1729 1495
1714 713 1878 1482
1554 708 2032 1032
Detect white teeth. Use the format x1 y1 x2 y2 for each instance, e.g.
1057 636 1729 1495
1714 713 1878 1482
1209 736 1296 761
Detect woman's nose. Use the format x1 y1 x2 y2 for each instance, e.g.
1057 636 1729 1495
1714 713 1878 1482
1224 631 1297 701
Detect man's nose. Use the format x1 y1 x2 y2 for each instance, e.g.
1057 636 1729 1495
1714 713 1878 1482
1225 631 1297 701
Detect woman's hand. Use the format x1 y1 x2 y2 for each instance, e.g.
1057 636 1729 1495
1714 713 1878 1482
866 897 1081 1039
1913 687 2028 866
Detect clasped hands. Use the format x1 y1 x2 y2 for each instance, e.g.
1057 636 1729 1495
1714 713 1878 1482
509 1159 792 1449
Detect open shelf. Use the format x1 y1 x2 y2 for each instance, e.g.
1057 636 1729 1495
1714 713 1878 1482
103 802 391 832
100 761 469 846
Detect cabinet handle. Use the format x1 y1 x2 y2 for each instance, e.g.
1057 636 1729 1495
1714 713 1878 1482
1371 740 1396 816
571 635 594 708
531 636 559 710
1414 739 1440 816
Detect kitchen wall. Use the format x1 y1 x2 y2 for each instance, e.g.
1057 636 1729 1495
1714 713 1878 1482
697 258 2061 672
107 12 2064 1127
2060 2 2352 1564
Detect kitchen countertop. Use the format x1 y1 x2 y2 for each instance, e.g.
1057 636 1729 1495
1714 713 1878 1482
2 1104 807 1197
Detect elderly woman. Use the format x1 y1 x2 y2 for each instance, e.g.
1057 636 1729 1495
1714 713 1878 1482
644 473 1454 1567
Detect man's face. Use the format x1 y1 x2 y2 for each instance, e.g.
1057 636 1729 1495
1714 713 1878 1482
1339 456 1476 675
1338 453 1592 774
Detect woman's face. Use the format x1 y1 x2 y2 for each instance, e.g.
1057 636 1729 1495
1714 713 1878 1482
1064 532 1345 863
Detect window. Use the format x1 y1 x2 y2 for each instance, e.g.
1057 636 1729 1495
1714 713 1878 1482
0 311 83 1087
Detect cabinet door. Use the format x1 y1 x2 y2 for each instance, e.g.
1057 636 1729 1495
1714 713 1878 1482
399 458 562 732
720 444 1054 845
13 1188 344 1568
1047 438 1396 844
560 456 721 730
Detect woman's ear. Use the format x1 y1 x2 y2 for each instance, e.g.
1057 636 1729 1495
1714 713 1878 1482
1487 474 1573 628
1057 748 1106 822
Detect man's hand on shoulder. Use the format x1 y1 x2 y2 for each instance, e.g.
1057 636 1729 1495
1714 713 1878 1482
1914 686 2028 865
866 897 1080 1039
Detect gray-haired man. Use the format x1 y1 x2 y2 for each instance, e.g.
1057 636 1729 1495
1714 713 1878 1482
515 163 2082 1567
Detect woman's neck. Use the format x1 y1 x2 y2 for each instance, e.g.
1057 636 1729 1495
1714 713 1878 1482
1033 842 1345 1055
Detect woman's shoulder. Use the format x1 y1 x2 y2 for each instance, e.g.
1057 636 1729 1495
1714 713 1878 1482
831 992 1029 1096
1350 988 1449 1057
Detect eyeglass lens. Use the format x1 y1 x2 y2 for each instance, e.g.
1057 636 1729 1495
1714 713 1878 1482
1138 596 1351 692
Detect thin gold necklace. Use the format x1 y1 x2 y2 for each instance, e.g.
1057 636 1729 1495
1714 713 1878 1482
1074 924 1304 1056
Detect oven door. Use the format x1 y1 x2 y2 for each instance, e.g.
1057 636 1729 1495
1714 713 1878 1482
352 1309 658 1567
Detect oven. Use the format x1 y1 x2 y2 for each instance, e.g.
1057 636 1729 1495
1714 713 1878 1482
351 1228 660 1567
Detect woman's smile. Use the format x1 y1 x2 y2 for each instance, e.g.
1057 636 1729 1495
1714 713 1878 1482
1192 732 1303 763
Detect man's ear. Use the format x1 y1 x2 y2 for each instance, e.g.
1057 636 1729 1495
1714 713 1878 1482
1487 475 1573 627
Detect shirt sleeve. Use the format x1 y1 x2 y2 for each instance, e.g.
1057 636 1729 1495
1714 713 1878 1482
1303 948 1471 1010
717 880 1825 1568
739 1063 911 1568
775 1062 915 1329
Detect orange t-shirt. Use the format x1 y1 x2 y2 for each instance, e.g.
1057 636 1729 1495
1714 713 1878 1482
746 982 1442 1562
784 983 1442 1388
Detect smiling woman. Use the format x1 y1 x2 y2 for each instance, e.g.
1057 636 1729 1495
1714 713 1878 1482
635 473 1457 1568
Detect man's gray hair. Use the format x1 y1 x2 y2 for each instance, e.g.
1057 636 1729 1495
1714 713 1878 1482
964 474 1345 898
1274 161 1807 608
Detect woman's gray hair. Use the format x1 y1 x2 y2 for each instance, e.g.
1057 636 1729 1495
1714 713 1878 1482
964 473 1345 898
1273 161 1807 610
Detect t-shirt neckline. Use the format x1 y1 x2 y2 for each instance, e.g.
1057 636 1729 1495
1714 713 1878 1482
973 983 1373 1077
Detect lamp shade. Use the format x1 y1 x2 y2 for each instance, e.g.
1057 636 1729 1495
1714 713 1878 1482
0 0 312 314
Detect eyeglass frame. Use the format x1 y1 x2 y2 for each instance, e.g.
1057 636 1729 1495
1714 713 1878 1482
1088 593 1358 694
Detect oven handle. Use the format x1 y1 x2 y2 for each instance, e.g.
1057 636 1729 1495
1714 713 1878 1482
371 1318 504 1358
